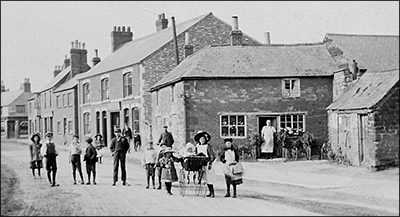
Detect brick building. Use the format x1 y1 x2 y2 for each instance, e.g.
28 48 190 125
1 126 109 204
327 69 399 170
1 79 32 139
76 13 261 146
150 26 339 154
27 40 91 145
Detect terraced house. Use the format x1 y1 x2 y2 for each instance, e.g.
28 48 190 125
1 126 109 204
76 13 261 146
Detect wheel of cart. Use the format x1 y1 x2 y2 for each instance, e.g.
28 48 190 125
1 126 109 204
179 155 209 197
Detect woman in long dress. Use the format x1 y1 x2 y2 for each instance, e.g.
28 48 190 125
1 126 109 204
261 120 276 159
194 131 216 198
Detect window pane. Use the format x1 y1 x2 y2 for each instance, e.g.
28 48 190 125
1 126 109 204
221 116 228 125
238 116 244 125
238 126 245 137
221 126 228 137
291 80 296 89
284 80 291 89
229 116 236 125
293 115 298 122
229 126 237 136
299 115 303 121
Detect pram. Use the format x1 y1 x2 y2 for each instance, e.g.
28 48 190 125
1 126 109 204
178 155 209 197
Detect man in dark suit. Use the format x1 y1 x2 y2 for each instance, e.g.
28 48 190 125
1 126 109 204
157 126 174 148
110 128 130 186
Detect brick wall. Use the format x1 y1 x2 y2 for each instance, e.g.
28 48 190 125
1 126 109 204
53 89 76 146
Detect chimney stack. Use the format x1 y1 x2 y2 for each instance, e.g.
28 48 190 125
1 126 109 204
22 78 31 92
92 49 101 67
264 32 271 45
350 59 359 80
70 40 90 77
230 16 243 46
184 32 193 59
1 80 6 92
111 25 133 52
155 13 169 32
53 65 62 77
64 55 70 68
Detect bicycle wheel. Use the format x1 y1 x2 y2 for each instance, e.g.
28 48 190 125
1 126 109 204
179 169 186 197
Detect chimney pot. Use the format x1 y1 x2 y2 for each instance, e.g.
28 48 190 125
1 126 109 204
75 40 79 48
82 42 85 50
114 26 116 31
71 42 74 48
264 32 271 45
232 16 239 30
95 49 98 57
127 26 131 32
122 26 125 32
117 26 121 31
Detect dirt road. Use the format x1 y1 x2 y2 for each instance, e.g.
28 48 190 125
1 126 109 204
1 140 398 216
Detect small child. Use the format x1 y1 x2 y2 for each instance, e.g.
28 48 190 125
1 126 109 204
142 141 157 189
84 137 97 185
159 147 179 195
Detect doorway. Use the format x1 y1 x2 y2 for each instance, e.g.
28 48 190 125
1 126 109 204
258 116 279 158
358 114 368 165
102 111 108 147
110 112 120 139
7 120 15 139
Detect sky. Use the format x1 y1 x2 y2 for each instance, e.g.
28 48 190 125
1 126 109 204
1 1 399 92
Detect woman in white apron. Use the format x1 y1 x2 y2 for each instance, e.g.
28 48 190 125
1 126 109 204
194 131 216 198
261 120 276 159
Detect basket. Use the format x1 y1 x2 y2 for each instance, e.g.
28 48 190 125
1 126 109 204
181 156 209 171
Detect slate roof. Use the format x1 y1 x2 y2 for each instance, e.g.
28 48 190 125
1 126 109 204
1 89 24 106
54 73 85 93
39 66 71 92
79 13 211 79
324 33 399 71
151 43 339 91
326 68 399 110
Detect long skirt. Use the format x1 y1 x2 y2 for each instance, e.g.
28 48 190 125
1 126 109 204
202 164 216 185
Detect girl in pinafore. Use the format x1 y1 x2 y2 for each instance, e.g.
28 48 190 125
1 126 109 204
219 138 243 198
29 132 43 179
159 147 179 195
194 131 216 198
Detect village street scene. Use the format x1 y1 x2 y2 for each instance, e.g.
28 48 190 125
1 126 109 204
1 1 399 216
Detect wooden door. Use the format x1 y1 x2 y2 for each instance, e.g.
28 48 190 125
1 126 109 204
358 114 368 165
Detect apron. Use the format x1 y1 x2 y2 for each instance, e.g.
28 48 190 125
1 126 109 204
261 126 275 153
197 144 216 184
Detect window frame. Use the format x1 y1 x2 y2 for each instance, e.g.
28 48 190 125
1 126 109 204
82 82 90 104
68 92 73 107
220 114 246 138
132 107 140 133
101 78 110 101
282 78 300 98
83 112 91 135
123 72 133 98
279 113 305 132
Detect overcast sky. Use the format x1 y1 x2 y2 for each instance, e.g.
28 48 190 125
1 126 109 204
1 1 399 92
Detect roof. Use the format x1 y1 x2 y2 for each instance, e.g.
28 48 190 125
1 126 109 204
54 73 85 93
326 68 399 110
39 66 71 92
1 89 23 106
324 33 399 71
151 43 339 91
79 13 212 79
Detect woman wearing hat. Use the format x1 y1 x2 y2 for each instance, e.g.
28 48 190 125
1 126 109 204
194 130 216 198
219 138 243 198
29 132 43 179
159 147 179 195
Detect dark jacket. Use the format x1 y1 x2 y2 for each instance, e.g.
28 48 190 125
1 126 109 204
85 144 97 164
110 136 130 154
133 133 141 145
122 127 132 139
219 147 240 164
158 131 174 147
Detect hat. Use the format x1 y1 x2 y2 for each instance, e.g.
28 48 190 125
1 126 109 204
30 133 41 143
85 137 93 143
194 131 211 143
163 147 175 154
95 133 102 139
72 134 79 139
45 132 53 137
114 128 122 133
163 125 168 129
223 138 233 143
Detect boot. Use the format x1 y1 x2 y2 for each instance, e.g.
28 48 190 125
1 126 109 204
232 184 237 198
47 171 52 184
224 183 231 197
51 172 59 187
206 184 215 198
93 172 97 185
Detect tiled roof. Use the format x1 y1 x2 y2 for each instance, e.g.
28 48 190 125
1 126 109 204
324 33 399 71
54 73 86 93
1 89 24 106
39 66 71 92
326 68 399 110
79 13 213 79
151 43 339 90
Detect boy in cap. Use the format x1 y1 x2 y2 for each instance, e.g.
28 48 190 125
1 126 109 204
110 128 130 186
42 132 60 187
84 137 97 185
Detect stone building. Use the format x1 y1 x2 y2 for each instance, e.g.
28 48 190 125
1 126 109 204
27 40 91 145
76 13 261 146
326 69 399 170
150 25 339 154
1 79 32 139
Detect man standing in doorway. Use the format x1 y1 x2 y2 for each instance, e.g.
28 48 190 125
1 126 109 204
261 120 276 159
157 126 174 148
110 128 130 186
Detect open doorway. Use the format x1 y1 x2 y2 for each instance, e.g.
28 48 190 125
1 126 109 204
110 112 120 139
258 116 280 158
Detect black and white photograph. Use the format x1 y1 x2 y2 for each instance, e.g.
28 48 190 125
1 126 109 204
1 1 399 216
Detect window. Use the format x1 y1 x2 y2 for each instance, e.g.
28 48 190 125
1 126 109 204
68 92 72 106
123 72 133 97
171 84 175 102
29 102 32 114
101 78 110 101
83 112 91 135
282 78 300 98
43 92 47 108
83 82 90 104
220 115 246 138
96 112 100 134
156 91 159 105
280 114 305 132
68 120 73 134
132 107 140 133
49 91 52 108
36 96 41 109
56 95 61 108
57 121 62 134
63 94 67 107
16 105 26 113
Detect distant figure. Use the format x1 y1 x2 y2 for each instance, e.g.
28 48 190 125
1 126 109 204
142 141 157 189
110 128 130 186
155 144 166 190
29 132 43 179
261 120 276 159
84 137 97 185
122 123 133 153
94 133 104 164
157 126 174 148
133 130 142 152
42 132 60 187
68 135 85 185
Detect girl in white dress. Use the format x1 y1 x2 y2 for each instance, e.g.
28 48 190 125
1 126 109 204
194 131 216 198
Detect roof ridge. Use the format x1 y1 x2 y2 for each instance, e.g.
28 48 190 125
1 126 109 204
326 33 399 37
